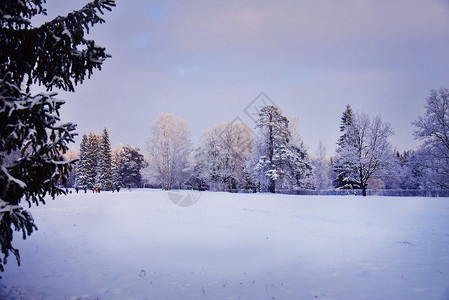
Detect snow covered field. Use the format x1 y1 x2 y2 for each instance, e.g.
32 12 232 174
1 190 449 299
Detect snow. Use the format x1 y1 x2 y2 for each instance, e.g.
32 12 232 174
61 28 72 40
1 190 449 299
1 166 27 189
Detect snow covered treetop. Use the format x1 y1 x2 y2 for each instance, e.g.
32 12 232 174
0 0 116 92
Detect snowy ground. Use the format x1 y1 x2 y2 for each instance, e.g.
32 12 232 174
1 190 449 299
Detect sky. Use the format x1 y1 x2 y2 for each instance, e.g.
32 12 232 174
37 0 449 156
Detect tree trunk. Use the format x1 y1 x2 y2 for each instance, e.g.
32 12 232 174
268 179 275 193
268 114 275 194
362 185 367 196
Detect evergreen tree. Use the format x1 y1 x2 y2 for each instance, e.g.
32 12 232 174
85 132 101 188
96 128 113 190
75 134 89 188
340 105 353 133
0 0 114 273
119 146 145 188
334 105 353 188
250 106 313 193
254 106 290 193
284 116 315 190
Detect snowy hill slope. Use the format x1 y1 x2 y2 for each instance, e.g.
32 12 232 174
1 190 449 299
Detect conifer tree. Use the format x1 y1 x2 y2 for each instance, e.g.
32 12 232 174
250 106 316 193
85 132 101 189
0 0 115 273
334 105 353 188
119 146 145 188
96 128 113 190
256 106 290 193
249 107 315 193
284 115 315 190
75 134 89 188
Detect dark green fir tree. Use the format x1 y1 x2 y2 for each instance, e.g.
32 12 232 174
0 0 115 274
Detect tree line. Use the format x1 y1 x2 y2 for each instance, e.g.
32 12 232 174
68 88 449 195
72 128 145 191
143 88 449 195
142 109 315 194
333 88 449 194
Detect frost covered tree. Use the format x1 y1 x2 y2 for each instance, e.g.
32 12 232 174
413 87 449 189
95 127 113 190
118 146 145 188
313 141 332 191
249 106 313 193
195 121 253 191
62 147 79 187
75 134 89 188
383 150 428 190
283 115 314 190
333 111 394 196
146 113 192 190
334 105 353 188
111 143 124 189
253 106 290 193
75 132 101 189
85 132 101 188
0 0 115 273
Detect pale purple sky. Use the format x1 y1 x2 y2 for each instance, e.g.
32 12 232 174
39 0 449 155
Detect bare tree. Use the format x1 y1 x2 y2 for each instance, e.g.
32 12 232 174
146 113 192 190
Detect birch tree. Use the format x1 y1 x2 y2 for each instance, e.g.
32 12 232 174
313 141 332 191
146 113 192 190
